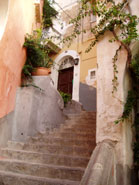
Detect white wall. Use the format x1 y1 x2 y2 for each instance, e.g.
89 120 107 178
96 0 139 184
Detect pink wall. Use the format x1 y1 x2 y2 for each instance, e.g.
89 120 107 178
0 0 36 118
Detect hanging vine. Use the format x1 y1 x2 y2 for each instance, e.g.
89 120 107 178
62 0 139 167
63 0 138 92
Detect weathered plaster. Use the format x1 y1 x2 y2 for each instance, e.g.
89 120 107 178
0 0 36 118
96 31 127 145
0 111 13 147
96 0 139 183
11 76 66 142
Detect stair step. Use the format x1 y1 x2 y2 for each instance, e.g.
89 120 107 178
1 148 90 168
48 131 95 140
29 137 96 147
54 132 95 140
67 115 96 120
67 111 96 116
61 127 95 133
70 124 96 129
6 142 94 157
66 119 96 125
0 170 80 185
0 159 84 181
0 111 96 184
67 116 96 122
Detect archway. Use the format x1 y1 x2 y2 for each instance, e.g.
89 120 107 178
51 50 80 101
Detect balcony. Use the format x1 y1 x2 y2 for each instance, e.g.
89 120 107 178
42 26 62 54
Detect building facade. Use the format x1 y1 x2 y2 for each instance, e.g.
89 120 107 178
51 0 97 111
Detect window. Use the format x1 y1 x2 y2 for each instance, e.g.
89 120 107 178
90 70 96 79
85 68 97 87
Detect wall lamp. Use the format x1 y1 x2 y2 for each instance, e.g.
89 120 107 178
74 58 79 65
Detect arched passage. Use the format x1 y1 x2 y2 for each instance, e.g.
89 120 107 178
0 0 9 40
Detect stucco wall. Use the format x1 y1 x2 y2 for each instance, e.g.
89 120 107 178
52 41 97 82
12 76 66 142
96 0 139 184
0 0 36 118
51 1 97 109
0 111 14 147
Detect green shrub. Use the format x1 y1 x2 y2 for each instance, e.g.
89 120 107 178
43 0 58 28
22 30 52 79
59 91 71 106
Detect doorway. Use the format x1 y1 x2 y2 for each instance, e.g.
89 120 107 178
58 67 74 96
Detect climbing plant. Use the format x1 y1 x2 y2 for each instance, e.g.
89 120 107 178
63 0 138 92
63 0 139 166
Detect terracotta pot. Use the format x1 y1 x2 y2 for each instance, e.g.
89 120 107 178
31 67 51 76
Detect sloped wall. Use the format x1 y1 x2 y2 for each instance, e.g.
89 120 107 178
12 76 66 142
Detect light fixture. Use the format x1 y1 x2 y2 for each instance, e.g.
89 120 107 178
74 58 79 65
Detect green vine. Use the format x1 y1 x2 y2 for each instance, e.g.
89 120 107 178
114 90 136 124
112 45 121 93
62 0 139 168
63 0 138 92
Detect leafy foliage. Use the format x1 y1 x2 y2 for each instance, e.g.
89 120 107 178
131 53 139 80
115 90 136 124
22 30 52 79
43 0 58 28
63 0 138 92
62 0 139 166
59 91 71 106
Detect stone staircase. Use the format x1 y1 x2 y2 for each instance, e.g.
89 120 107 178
0 111 96 185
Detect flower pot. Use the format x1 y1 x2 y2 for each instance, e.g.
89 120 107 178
31 67 51 76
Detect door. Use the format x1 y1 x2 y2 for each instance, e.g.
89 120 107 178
58 67 73 95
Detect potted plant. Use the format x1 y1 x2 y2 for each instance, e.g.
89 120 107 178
22 29 52 81
22 0 58 82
